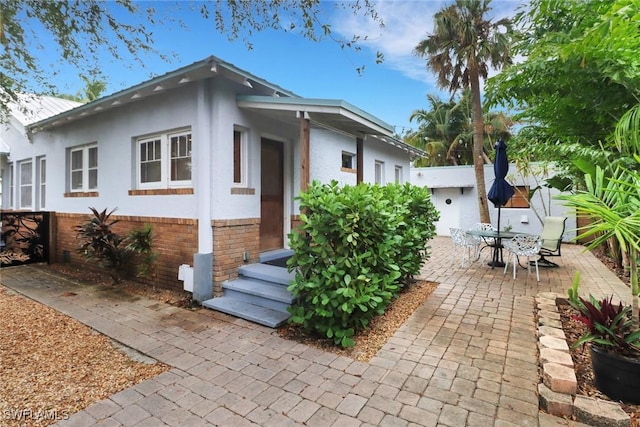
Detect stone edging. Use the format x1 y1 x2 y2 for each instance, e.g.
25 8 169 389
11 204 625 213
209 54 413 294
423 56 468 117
536 292 631 427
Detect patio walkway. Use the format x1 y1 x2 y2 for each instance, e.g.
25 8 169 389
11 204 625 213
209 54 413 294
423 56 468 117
0 236 629 426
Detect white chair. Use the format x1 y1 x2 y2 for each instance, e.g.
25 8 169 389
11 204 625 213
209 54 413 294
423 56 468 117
470 222 497 260
503 234 543 281
449 228 481 268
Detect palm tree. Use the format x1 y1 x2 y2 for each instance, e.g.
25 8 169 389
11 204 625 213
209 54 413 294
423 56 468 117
408 92 472 166
414 0 513 223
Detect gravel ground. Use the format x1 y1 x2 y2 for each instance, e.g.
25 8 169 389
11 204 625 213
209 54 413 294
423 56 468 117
277 279 438 362
0 286 169 427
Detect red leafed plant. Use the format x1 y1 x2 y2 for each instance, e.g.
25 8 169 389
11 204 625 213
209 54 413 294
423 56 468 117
568 272 640 358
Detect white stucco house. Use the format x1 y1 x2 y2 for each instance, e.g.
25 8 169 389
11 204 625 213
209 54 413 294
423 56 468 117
411 164 576 240
1 55 424 326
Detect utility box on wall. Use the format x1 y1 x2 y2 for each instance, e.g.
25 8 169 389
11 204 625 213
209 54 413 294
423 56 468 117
178 264 194 292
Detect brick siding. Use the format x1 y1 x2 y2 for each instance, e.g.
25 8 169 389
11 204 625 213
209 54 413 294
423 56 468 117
53 212 197 290
211 218 260 296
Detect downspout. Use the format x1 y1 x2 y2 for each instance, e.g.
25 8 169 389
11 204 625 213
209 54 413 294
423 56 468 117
192 80 213 303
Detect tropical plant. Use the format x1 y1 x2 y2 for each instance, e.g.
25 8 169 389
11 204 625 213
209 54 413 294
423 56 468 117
559 103 640 334
75 207 130 283
414 0 514 223
407 92 472 166
486 0 640 181
126 224 159 281
568 272 640 357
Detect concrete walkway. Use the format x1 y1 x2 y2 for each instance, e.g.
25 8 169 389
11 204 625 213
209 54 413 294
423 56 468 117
0 236 630 426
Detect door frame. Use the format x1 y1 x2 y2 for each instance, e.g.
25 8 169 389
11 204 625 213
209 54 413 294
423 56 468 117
259 136 291 251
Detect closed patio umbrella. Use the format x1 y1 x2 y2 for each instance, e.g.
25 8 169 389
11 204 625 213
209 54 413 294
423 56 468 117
487 139 514 232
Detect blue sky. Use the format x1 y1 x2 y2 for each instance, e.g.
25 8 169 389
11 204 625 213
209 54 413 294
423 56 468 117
33 0 524 134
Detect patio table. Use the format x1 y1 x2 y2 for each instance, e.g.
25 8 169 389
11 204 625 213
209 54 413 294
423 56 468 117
466 229 521 268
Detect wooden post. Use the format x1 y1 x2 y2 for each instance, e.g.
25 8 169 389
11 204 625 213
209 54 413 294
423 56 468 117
299 112 310 192
356 137 364 184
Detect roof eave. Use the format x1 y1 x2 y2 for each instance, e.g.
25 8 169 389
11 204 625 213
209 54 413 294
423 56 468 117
28 55 299 133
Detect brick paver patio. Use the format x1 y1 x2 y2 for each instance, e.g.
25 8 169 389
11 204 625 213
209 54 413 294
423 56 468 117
1 236 629 426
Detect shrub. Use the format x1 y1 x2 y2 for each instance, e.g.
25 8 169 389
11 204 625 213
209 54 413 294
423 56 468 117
75 207 129 283
76 208 159 285
126 224 159 281
287 181 439 347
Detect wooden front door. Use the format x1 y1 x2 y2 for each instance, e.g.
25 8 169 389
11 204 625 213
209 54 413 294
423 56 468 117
260 139 284 251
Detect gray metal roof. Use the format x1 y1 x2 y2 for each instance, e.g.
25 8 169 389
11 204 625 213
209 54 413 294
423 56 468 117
27 55 298 132
10 94 83 126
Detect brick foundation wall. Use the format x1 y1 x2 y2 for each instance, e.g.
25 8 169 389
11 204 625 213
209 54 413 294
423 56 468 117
212 218 260 296
53 212 198 291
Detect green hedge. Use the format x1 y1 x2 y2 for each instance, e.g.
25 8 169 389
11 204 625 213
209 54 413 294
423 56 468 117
287 181 439 347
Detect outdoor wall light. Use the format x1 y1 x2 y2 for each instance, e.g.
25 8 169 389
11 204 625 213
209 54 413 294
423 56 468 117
520 215 529 223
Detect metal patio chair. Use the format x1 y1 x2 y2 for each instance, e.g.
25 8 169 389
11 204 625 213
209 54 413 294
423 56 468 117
470 222 497 260
449 227 481 268
535 216 567 267
503 234 543 281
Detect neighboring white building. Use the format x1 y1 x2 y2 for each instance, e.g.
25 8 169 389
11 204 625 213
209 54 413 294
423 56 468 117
411 164 576 240
0 94 82 208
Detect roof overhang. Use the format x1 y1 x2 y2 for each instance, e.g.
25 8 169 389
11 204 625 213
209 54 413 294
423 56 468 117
237 95 425 158
27 56 298 134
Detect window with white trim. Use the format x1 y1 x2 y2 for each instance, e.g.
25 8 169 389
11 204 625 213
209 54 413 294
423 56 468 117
69 144 98 192
374 160 384 185
19 160 33 208
9 163 14 208
38 157 46 210
233 128 248 186
342 151 355 169
394 165 403 184
137 130 191 188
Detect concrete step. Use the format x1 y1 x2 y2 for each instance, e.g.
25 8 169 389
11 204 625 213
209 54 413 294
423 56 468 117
202 297 290 328
222 277 293 312
259 249 294 264
238 263 295 286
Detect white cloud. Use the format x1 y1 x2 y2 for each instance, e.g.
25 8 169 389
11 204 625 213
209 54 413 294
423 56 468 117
332 0 443 84
331 0 524 84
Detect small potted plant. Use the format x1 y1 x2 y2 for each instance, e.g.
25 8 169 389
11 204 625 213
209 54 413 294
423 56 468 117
567 273 640 403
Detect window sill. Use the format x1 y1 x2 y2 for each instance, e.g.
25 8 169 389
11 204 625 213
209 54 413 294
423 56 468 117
341 167 357 174
64 192 99 198
230 187 256 195
129 188 194 196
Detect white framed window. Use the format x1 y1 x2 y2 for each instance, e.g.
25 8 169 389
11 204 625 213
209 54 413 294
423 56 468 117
137 129 191 188
38 157 46 210
19 160 33 208
9 163 14 208
374 160 384 185
69 144 98 192
233 127 248 186
394 165 403 184
342 151 355 169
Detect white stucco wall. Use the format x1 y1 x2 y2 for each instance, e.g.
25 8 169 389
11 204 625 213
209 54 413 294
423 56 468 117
309 129 411 186
7 86 200 217
411 164 577 240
